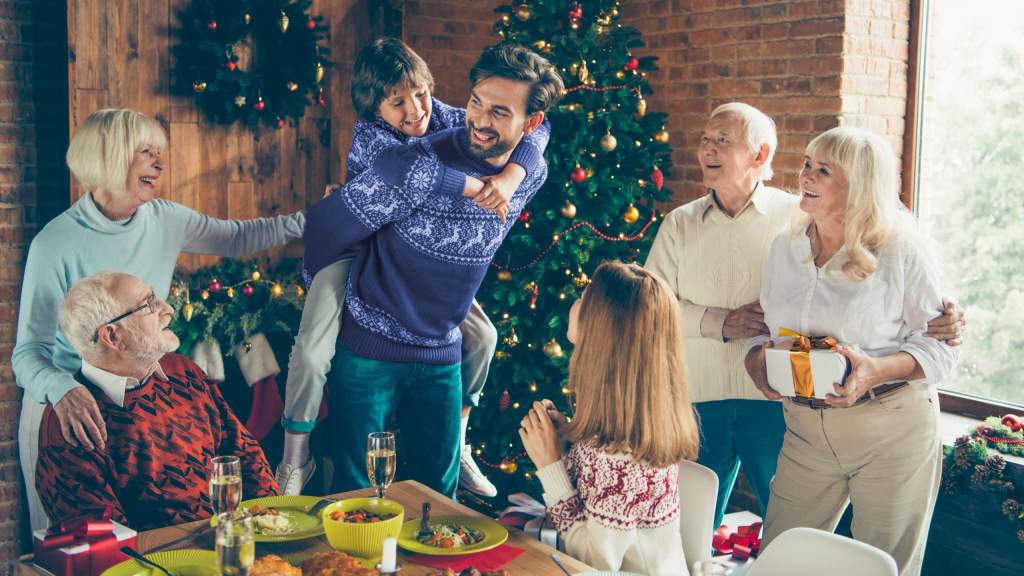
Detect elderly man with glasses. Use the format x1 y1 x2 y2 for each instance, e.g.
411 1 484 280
34 271 278 530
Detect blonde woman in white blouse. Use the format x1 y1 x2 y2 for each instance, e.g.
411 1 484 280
744 126 959 576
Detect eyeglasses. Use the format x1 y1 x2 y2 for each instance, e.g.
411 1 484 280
91 292 157 343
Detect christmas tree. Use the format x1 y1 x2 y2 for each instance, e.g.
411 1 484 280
470 0 675 497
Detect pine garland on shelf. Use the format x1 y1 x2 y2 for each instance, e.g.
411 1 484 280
173 0 331 131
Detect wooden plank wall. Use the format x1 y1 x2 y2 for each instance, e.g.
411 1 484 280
66 0 373 270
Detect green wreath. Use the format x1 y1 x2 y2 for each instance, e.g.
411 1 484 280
175 0 331 130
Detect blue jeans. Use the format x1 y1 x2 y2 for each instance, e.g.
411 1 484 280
327 342 462 498
696 399 786 529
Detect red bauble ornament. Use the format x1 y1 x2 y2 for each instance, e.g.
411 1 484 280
518 211 531 223
242 284 254 296
226 61 237 71
651 167 665 191
568 4 583 19
570 166 587 183
276 118 286 129
207 20 218 30
208 280 222 293
254 99 266 111
317 93 327 106
306 18 316 30
499 390 511 412
625 57 640 71
1002 414 1023 432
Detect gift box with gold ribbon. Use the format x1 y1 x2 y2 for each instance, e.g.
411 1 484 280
764 328 849 399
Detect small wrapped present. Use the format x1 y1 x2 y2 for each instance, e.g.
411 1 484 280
32 507 136 576
712 522 762 560
497 493 559 549
765 328 849 399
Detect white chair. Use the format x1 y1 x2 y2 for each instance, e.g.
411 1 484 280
745 526 898 576
678 459 718 572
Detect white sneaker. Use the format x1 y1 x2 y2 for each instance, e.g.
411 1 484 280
458 444 498 498
275 459 316 496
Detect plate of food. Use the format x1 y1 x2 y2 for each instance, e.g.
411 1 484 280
397 515 508 555
211 495 325 542
101 549 217 576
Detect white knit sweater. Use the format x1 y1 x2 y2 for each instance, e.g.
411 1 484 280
644 185 799 403
535 439 688 576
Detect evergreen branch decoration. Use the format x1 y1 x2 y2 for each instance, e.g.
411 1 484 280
173 0 331 131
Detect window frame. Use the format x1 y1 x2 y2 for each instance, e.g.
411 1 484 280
904 0 1024 417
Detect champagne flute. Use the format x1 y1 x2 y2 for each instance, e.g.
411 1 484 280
366 432 396 499
210 455 242 514
216 511 255 576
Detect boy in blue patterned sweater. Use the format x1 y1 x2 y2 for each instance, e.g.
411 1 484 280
292 42 565 496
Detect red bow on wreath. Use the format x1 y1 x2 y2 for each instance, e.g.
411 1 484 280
712 522 763 560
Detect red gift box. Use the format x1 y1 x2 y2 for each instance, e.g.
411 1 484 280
712 522 762 560
32 509 137 576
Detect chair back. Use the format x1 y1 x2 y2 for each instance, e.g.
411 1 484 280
678 459 718 571
746 526 898 576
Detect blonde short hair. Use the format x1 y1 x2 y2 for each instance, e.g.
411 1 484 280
66 109 167 194
709 102 778 181
59 272 125 358
805 126 901 281
563 261 699 468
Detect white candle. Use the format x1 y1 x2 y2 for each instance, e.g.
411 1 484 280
381 536 397 572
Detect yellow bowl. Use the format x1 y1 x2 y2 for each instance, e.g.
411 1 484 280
321 497 405 558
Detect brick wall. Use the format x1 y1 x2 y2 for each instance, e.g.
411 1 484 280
0 0 67 566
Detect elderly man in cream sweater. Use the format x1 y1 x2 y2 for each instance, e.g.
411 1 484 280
645 103 963 531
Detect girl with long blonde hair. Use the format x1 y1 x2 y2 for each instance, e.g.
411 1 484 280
520 260 699 575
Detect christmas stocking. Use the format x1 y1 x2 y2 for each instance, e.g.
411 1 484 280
235 333 283 441
191 339 225 382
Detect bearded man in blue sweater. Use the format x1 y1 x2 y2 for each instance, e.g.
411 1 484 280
303 43 563 497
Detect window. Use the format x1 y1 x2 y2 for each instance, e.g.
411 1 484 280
913 1 1024 407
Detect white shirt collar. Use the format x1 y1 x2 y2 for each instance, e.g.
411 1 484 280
80 360 166 407
702 181 770 220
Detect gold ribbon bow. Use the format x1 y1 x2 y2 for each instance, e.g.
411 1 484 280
778 328 838 398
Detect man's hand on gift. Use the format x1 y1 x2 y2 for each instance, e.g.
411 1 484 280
723 301 769 341
520 401 563 469
926 298 966 346
826 345 882 408
745 343 783 400
54 386 107 451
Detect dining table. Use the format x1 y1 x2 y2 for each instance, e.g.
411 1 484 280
19 480 596 575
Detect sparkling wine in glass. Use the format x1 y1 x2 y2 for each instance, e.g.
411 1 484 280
367 432 396 499
210 455 242 514
216 511 255 576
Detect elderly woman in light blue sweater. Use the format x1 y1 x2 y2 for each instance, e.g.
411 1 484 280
14 108 304 530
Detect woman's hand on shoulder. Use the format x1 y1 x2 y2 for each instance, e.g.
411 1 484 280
519 401 563 469
53 386 107 451
745 343 782 400
925 298 965 346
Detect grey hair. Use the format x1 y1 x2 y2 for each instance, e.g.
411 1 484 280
59 272 126 358
709 102 778 181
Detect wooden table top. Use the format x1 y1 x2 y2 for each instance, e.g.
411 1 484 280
20 480 594 575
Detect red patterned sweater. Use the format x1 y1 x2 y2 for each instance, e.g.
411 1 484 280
535 438 687 575
36 353 279 531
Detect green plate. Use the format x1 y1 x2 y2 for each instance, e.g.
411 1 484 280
101 549 217 576
397 515 508 555
211 495 325 542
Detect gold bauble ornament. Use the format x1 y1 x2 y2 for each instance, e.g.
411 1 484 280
654 129 670 143
244 13 252 25
226 287 236 298
192 81 207 93
286 81 299 92
543 339 564 359
314 62 325 83
623 204 640 224
611 7 619 17
271 283 285 297
561 201 577 218
170 285 180 297
182 303 195 322
278 11 290 33
533 40 547 51
497 270 513 281
600 133 618 152
615 70 626 80
200 290 210 300
251 271 261 281
574 271 590 287
500 459 519 474
636 96 647 116
516 4 532 20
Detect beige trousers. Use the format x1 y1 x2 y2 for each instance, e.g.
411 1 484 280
763 385 941 576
